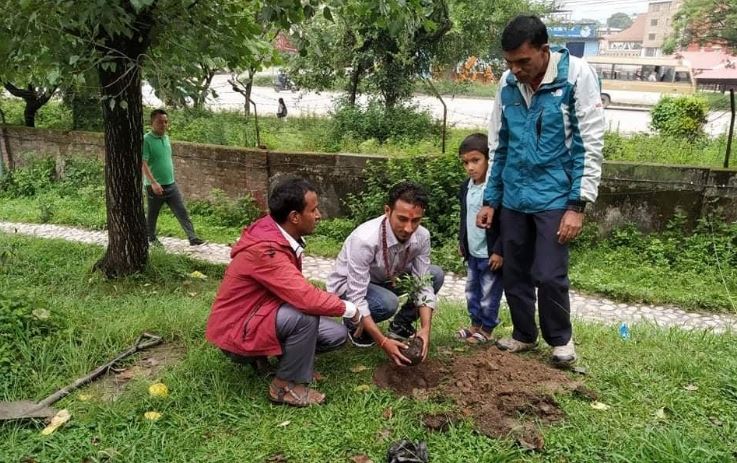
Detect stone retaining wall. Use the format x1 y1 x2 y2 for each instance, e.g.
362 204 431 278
2 125 736 230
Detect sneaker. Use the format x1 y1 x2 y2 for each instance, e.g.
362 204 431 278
189 238 206 246
387 321 416 341
496 337 537 353
343 319 375 348
348 328 375 348
551 339 577 365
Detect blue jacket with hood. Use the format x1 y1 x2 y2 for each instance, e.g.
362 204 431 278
483 47 605 213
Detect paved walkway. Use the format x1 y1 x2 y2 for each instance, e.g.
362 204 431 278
2 221 736 333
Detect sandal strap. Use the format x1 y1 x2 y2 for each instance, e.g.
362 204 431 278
470 332 490 342
456 328 474 339
270 382 310 406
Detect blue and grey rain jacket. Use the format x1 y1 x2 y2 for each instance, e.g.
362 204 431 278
483 47 605 213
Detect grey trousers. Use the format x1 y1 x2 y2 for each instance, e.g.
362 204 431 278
146 182 197 242
275 304 348 383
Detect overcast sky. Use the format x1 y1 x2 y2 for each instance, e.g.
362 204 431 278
555 0 651 23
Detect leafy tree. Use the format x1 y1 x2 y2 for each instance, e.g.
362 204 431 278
289 0 452 109
0 0 315 277
432 0 553 77
672 0 737 50
607 12 634 30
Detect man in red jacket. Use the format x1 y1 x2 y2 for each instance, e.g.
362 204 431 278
206 178 364 407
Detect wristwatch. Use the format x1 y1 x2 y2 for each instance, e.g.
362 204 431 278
566 201 587 213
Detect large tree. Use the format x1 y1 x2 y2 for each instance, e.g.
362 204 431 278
0 0 315 277
671 0 737 51
607 12 634 30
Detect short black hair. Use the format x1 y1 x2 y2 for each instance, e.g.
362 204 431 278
501 15 548 51
386 181 429 210
150 108 168 121
268 177 317 223
459 133 489 159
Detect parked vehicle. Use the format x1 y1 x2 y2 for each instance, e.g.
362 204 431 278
274 70 299 93
587 56 695 108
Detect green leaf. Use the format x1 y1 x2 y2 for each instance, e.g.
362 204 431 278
323 6 333 22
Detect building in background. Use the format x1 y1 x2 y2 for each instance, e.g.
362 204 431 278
642 0 684 57
600 14 646 57
549 21 600 57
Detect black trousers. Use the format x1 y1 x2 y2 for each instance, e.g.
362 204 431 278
500 208 572 346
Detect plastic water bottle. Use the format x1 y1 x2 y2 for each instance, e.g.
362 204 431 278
618 322 630 340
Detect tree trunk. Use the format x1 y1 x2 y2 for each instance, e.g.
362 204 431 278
348 62 362 107
244 69 255 116
93 37 150 277
3 83 56 128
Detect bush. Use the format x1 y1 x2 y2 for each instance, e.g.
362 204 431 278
331 100 439 145
650 95 708 140
0 157 56 198
188 189 262 228
346 151 465 246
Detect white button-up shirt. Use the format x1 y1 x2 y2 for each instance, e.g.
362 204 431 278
326 215 436 315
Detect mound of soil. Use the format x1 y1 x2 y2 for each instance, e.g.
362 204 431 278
374 345 583 450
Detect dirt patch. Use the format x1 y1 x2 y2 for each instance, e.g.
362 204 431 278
90 343 186 401
373 360 444 396
374 345 583 450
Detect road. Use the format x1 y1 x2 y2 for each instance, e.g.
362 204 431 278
142 74 733 137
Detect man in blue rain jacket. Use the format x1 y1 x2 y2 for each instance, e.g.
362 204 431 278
477 15 605 365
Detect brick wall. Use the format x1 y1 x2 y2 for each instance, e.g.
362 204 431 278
2 125 736 230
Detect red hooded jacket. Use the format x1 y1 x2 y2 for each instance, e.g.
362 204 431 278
205 215 347 357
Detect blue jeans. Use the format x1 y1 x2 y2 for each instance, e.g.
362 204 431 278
361 265 445 328
465 255 503 332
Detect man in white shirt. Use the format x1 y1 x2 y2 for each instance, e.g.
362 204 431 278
327 181 444 365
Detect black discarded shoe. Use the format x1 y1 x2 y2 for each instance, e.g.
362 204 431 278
189 238 206 246
387 321 416 341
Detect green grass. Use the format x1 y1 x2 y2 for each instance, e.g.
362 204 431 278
1 235 737 462
603 132 728 168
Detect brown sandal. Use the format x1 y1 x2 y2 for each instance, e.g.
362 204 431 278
269 382 325 407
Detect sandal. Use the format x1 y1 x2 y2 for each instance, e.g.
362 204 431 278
456 327 478 340
269 381 325 407
467 331 492 345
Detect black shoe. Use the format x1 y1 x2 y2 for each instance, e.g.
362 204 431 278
387 321 416 341
149 239 163 247
189 238 206 246
344 320 375 347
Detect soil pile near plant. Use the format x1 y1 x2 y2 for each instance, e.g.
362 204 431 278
373 345 585 449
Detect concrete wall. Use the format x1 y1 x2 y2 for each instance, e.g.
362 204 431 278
2 125 736 230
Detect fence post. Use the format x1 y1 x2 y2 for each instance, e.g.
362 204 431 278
725 88 735 169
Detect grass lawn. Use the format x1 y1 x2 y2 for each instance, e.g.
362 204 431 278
1 235 737 462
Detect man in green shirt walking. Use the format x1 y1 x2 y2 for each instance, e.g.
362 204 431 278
142 109 204 246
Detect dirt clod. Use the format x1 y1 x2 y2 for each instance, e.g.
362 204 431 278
374 346 584 448
422 413 460 432
401 337 424 366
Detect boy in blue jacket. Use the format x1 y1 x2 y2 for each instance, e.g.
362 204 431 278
457 133 504 344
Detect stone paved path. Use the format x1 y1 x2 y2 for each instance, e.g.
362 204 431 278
2 221 736 333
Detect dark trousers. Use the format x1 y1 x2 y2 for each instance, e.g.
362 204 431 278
223 304 348 384
500 208 571 347
342 265 445 331
145 182 196 242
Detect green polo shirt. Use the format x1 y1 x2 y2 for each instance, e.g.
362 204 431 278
142 132 175 186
